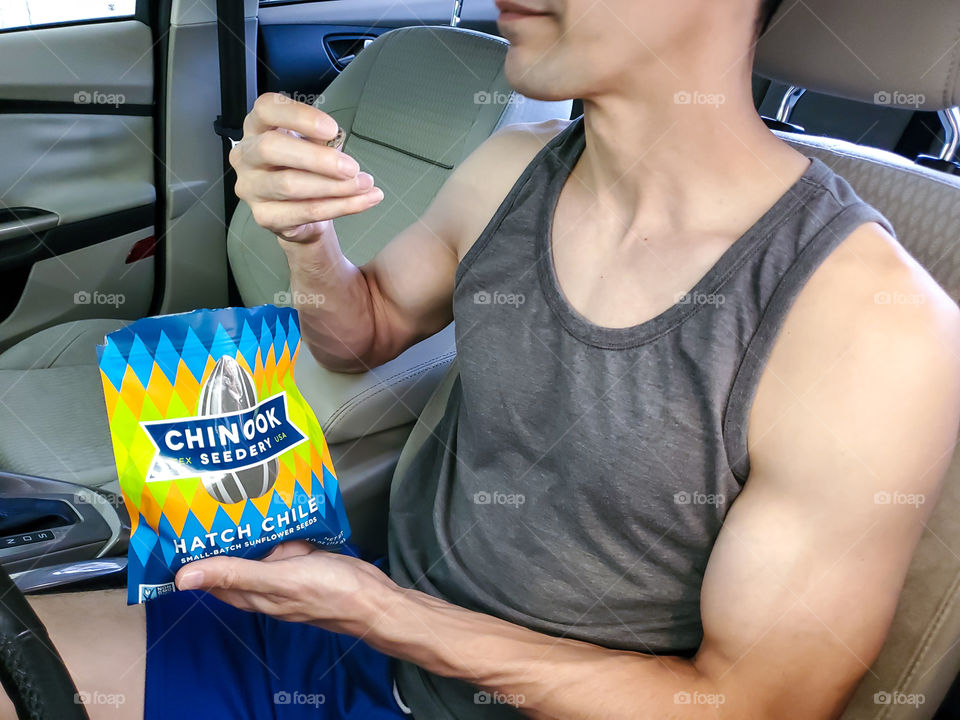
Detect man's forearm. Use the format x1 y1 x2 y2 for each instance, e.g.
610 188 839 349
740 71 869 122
367 587 726 720
279 228 381 372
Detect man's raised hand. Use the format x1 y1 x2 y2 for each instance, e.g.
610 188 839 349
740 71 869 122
230 93 384 242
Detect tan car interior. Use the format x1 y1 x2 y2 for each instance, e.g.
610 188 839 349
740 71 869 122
0 0 958 718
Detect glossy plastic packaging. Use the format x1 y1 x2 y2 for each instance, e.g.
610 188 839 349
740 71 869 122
97 305 349 603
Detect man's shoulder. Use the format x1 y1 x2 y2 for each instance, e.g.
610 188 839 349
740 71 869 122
485 117 574 152
454 117 573 196
434 117 574 258
749 220 960 491
785 222 958 359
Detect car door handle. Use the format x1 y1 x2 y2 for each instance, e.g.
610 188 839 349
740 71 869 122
324 35 376 70
0 207 59 244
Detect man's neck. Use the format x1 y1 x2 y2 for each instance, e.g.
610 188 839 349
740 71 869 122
573 75 810 246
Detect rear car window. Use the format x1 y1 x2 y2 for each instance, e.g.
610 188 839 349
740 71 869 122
0 0 135 31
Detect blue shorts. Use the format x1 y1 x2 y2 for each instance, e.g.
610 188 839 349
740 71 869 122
144 587 411 720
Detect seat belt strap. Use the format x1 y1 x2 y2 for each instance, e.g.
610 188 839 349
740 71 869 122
213 0 247 222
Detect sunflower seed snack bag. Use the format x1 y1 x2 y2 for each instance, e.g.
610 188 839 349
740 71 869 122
97 305 350 604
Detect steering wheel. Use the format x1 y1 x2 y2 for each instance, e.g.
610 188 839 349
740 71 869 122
0 566 88 720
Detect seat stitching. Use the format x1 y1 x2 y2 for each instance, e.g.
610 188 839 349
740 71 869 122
47 324 115 368
324 352 456 431
321 350 456 426
349 129 455 170
784 136 960 191
887 568 960 705
325 353 456 435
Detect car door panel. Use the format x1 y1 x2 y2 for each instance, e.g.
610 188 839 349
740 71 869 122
257 0 501 98
258 0 468 27
0 20 152 104
1 114 154 225
0 17 156 349
258 24 388 98
0 228 154 349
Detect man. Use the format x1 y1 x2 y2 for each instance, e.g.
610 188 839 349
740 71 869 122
3 0 959 718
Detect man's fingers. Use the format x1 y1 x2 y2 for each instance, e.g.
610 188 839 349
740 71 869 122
240 168 374 203
175 556 288 595
249 189 385 231
244 92 339 142
234 130 358 179
229 92 382 237
262 541 316 562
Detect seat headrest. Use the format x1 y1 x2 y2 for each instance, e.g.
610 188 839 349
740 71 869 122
755 0 960 111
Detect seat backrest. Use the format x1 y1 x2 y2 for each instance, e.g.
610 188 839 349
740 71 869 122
227 25 571 306
226 26 569 443
756 3 960 718
786 133 960 720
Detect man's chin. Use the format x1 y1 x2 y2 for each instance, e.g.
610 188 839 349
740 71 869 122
503 56 574 104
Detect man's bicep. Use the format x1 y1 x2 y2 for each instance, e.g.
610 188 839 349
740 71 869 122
694 231 960 719
359 157 483 353
360 211 461 353
360 120 569 355
694 476 927 719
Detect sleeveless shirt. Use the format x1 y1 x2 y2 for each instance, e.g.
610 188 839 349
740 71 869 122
388 116 894 719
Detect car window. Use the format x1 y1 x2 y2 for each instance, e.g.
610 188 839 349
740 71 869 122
0 0 135 31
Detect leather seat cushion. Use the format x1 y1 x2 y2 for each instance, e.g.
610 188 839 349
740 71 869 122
0 319 127 492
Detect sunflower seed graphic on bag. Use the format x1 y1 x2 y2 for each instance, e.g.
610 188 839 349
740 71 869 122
97 305 350 604
197 356 280 503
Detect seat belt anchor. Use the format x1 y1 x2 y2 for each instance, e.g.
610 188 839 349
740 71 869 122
213 116 243 147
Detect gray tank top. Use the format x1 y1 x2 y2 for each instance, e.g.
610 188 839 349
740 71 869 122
388 116 894 719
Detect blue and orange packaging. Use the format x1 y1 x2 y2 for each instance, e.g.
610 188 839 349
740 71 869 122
97 305 350 604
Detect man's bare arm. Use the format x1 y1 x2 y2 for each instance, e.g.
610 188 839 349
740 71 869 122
355 225 960 719
182 223 960 718
231 93 567 372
